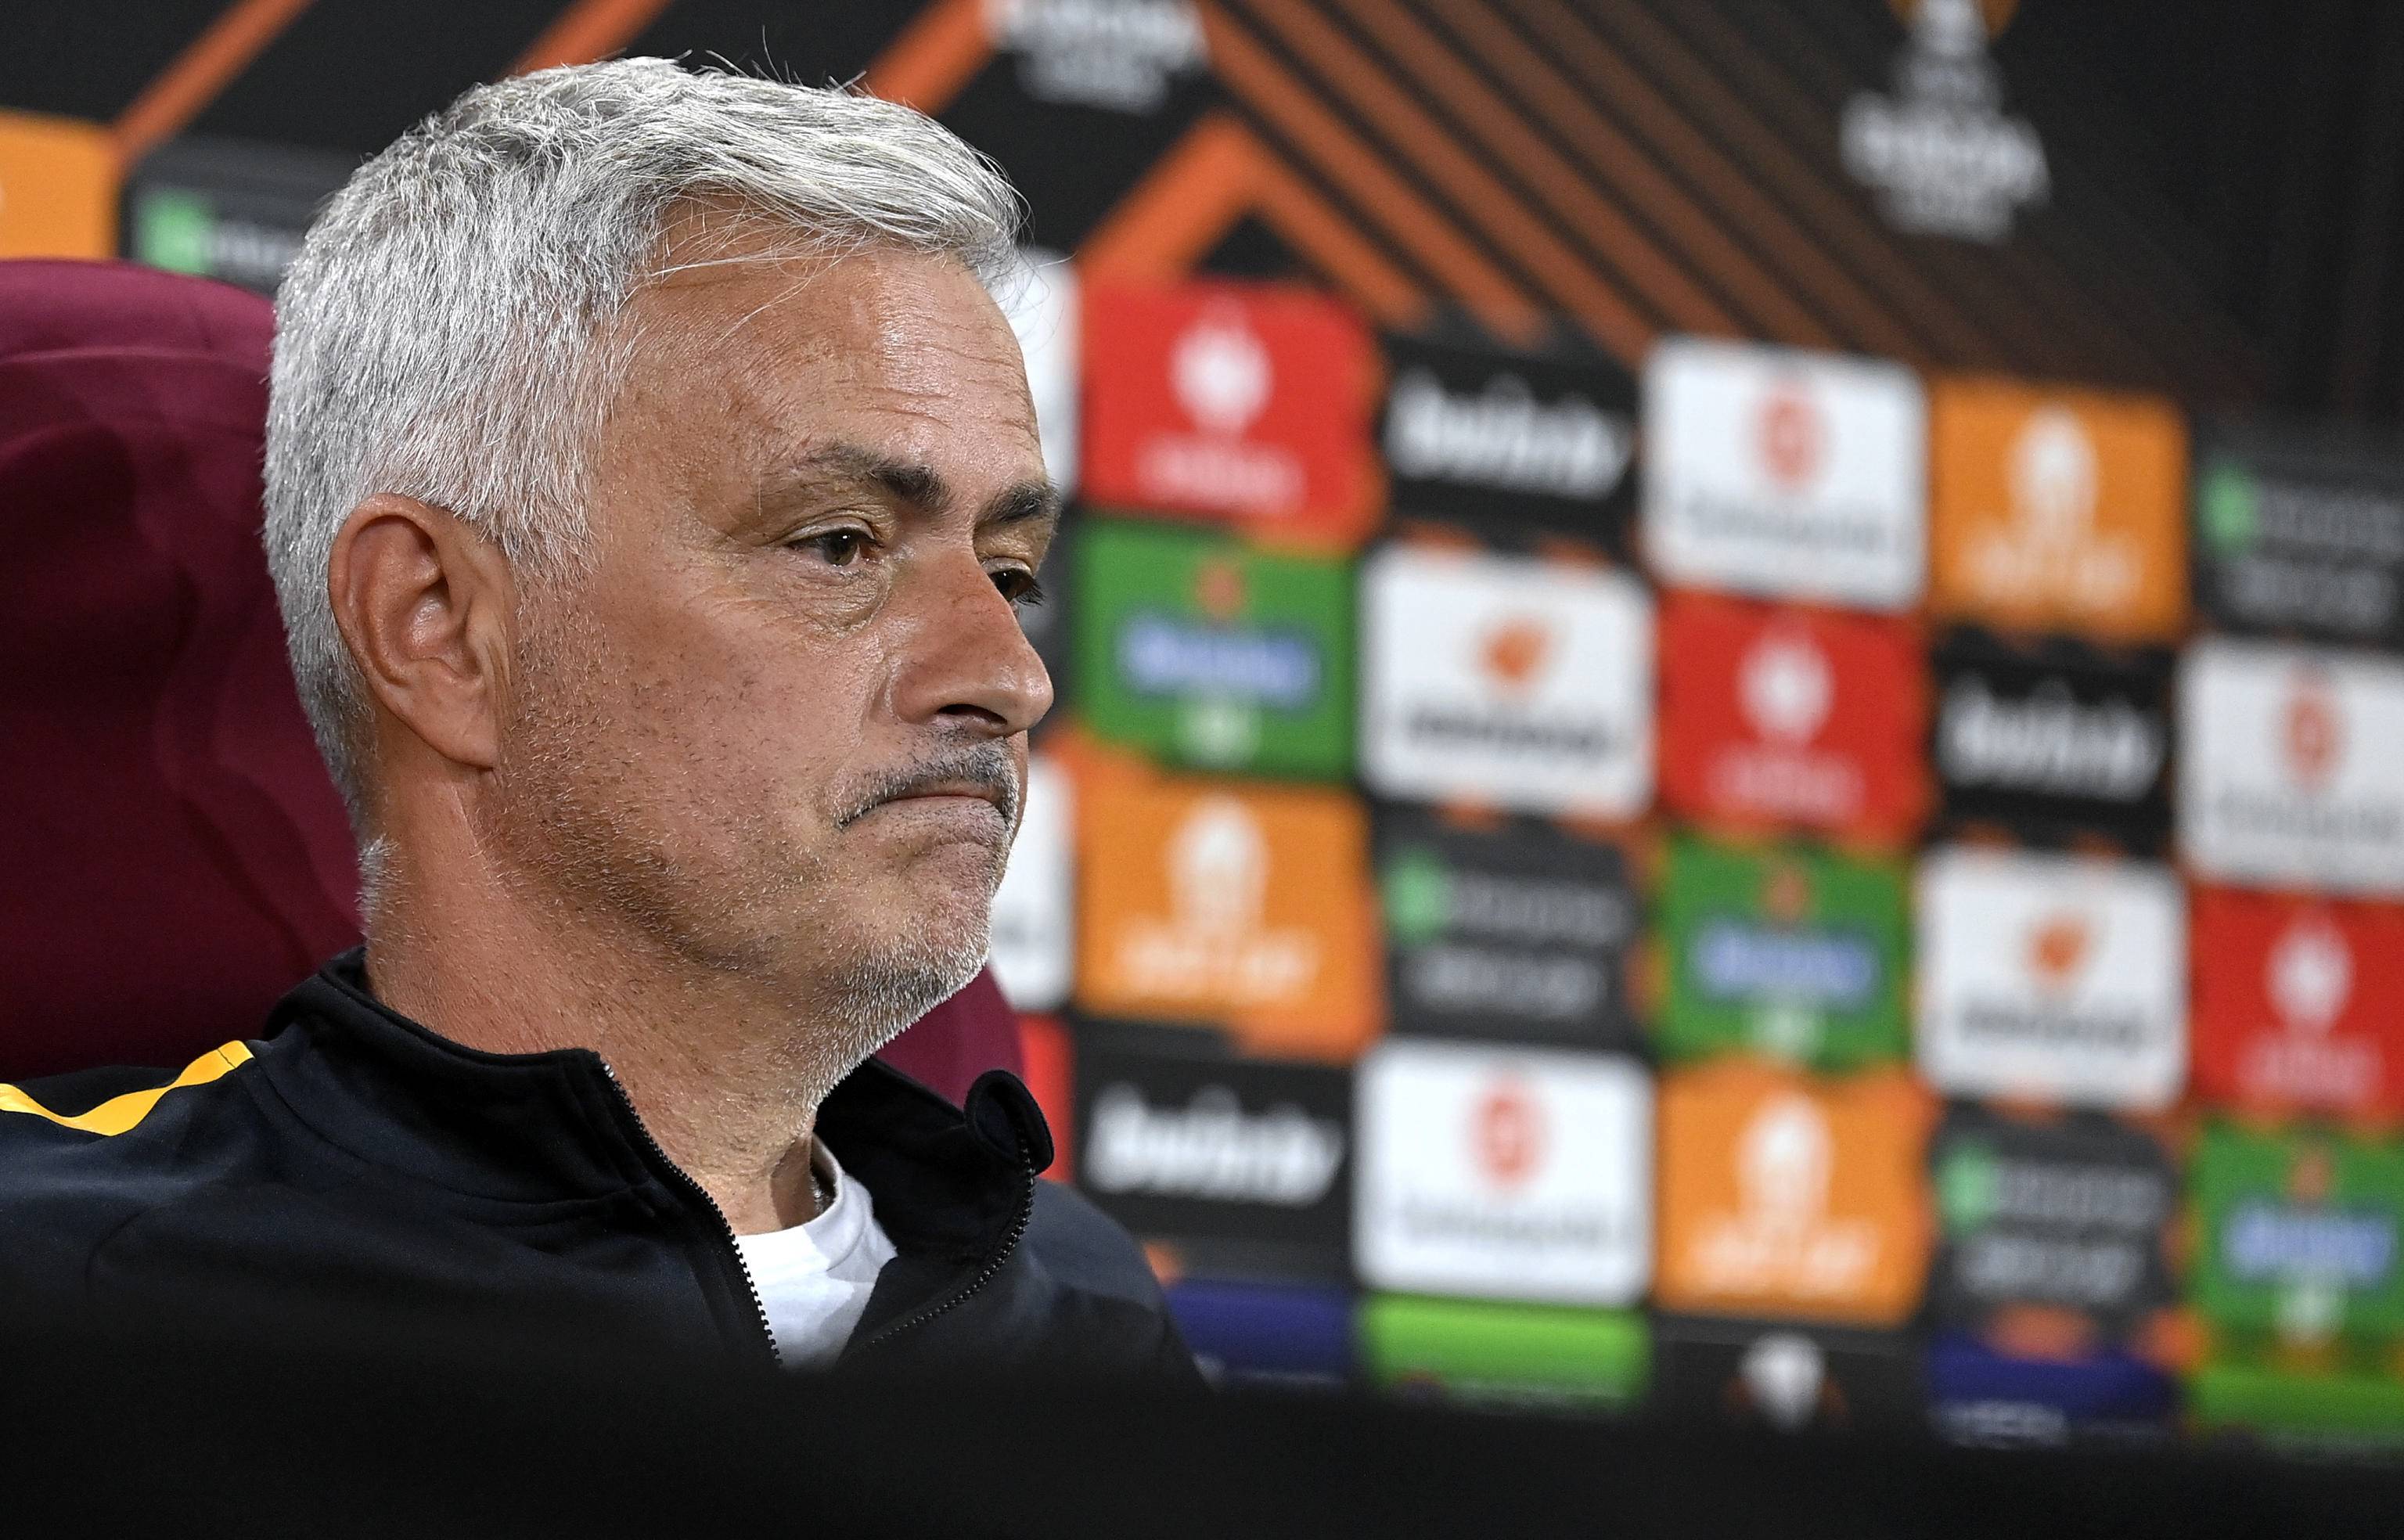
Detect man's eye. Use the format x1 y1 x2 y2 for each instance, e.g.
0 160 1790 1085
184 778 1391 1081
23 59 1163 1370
794 530 870 567
992 567 1046 608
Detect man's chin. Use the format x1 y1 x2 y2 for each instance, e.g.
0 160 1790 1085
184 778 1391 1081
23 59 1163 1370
819 924 988 1052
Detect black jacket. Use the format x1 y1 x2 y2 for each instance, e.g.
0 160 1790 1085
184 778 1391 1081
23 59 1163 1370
0 952 1194 1381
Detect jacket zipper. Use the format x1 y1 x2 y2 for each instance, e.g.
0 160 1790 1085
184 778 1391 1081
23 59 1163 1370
597 1060 781 1369
856 1139 1035 1354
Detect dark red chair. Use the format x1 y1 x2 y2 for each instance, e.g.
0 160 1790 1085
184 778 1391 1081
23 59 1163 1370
0 258 1017 1100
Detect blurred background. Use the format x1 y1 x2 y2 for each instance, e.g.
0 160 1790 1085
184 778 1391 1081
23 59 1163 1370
5 0 2404 1458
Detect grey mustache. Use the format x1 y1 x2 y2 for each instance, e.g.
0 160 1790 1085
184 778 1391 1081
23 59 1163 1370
837 743 1022 829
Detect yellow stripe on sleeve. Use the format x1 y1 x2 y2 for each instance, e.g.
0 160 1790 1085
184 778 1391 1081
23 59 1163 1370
0 1042 254 1135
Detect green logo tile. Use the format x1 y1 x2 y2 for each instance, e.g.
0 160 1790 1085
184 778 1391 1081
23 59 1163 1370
1074 517 1352 779
2189 1122 2404 1349
1656 835 1909 1072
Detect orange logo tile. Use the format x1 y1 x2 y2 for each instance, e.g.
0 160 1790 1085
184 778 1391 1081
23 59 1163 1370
0 111 117 257
1928 377 2188 642
1074 758 1382 1060
1656 1060 1936 1325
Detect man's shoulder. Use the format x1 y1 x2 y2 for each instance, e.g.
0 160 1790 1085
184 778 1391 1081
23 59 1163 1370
0 1045 274 1258
1019 1178 1167 1312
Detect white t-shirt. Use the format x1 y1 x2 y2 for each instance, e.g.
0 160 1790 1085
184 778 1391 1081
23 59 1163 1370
732 1140 898 1369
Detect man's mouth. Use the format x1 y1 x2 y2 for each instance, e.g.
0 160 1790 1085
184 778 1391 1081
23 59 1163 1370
837 750 1023 832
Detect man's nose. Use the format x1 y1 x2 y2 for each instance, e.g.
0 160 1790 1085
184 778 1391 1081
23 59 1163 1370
889 545 1054 737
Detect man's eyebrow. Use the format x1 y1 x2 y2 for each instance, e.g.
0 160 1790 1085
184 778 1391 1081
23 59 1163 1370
773 442 1059 533
780 442 950 510
980 478 1063 534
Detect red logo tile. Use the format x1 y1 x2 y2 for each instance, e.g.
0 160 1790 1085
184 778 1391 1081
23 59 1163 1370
1659 592 1931 844
2191 887 2404 1120
1081 277 1380 547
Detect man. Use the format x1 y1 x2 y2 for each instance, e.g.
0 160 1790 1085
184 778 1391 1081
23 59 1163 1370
0 59 1191 1380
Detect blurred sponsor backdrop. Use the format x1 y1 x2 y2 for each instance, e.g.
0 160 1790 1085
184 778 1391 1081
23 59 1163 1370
10 0 2404 1453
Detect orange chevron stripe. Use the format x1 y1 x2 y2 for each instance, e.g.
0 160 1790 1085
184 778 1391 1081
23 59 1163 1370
1197 2 1546 344
510 0 678 74
1540 0 1981 365
1225 0 1650 359
113 0 316 163
1318 0 1742 340
1248 140 1431 327
862 0 992 112
1080 113 1262 279
1423 0 1840 349
1081 114 1429 327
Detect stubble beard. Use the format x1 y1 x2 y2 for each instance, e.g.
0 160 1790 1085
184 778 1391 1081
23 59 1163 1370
484 602 1002 1102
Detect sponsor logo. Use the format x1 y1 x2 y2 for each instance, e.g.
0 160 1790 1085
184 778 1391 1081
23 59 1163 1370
1655 1061 1934 1324
1741 628 1834 743
1694 1093 1880 1298
1083 279 1379 545
1644 339 1927 610
1355 1042 1651 1305
1916 847 2186 1110
1757 382 1826 491
1472 1078 1545 1189
1112 796 1319 1005
1085 1081 1345 1206
1691 921 1880 1013
1072 1031 1353 1274
2192 888 2404 1118
2190 1125 2404 1347
1841 0 2049 243
1929 379 2188 640
1379 333 1639 541
1075 519 1351 778
1938 678 2164 801
1077 766 1379 1058
2193 424 2404 646
1930 1107 2175 1337
1930 635 2174 844
984 0 1208 113
1974 411 2130 611
1383 368 1632 502
1659 593 1928 840
2180 639 2404 895
2239 915 2379 1109
987 755 1074 1012
1377 811 1640 1045
1360 545 1653 816
1658 837 1909 1072
1116 613 1322 707
1145 304 1294 509
2224 1205 2395 1290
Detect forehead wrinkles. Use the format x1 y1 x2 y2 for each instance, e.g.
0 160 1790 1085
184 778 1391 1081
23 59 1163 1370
598 247 1043 527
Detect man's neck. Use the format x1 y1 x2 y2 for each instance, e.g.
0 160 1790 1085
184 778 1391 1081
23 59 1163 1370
361 836 831 1236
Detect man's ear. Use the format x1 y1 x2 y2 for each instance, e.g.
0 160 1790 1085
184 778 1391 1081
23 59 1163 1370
327 494 516 775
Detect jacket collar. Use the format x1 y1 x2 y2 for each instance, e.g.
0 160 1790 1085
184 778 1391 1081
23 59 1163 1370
254 950 1053 1261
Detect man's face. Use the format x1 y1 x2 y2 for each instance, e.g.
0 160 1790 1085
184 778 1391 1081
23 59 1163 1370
486 239 1056 1048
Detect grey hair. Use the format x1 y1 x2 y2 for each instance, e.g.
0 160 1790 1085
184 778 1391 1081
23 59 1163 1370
263 58 1027 829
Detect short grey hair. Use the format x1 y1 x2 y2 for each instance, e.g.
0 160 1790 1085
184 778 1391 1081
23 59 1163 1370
264 58 1026 827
